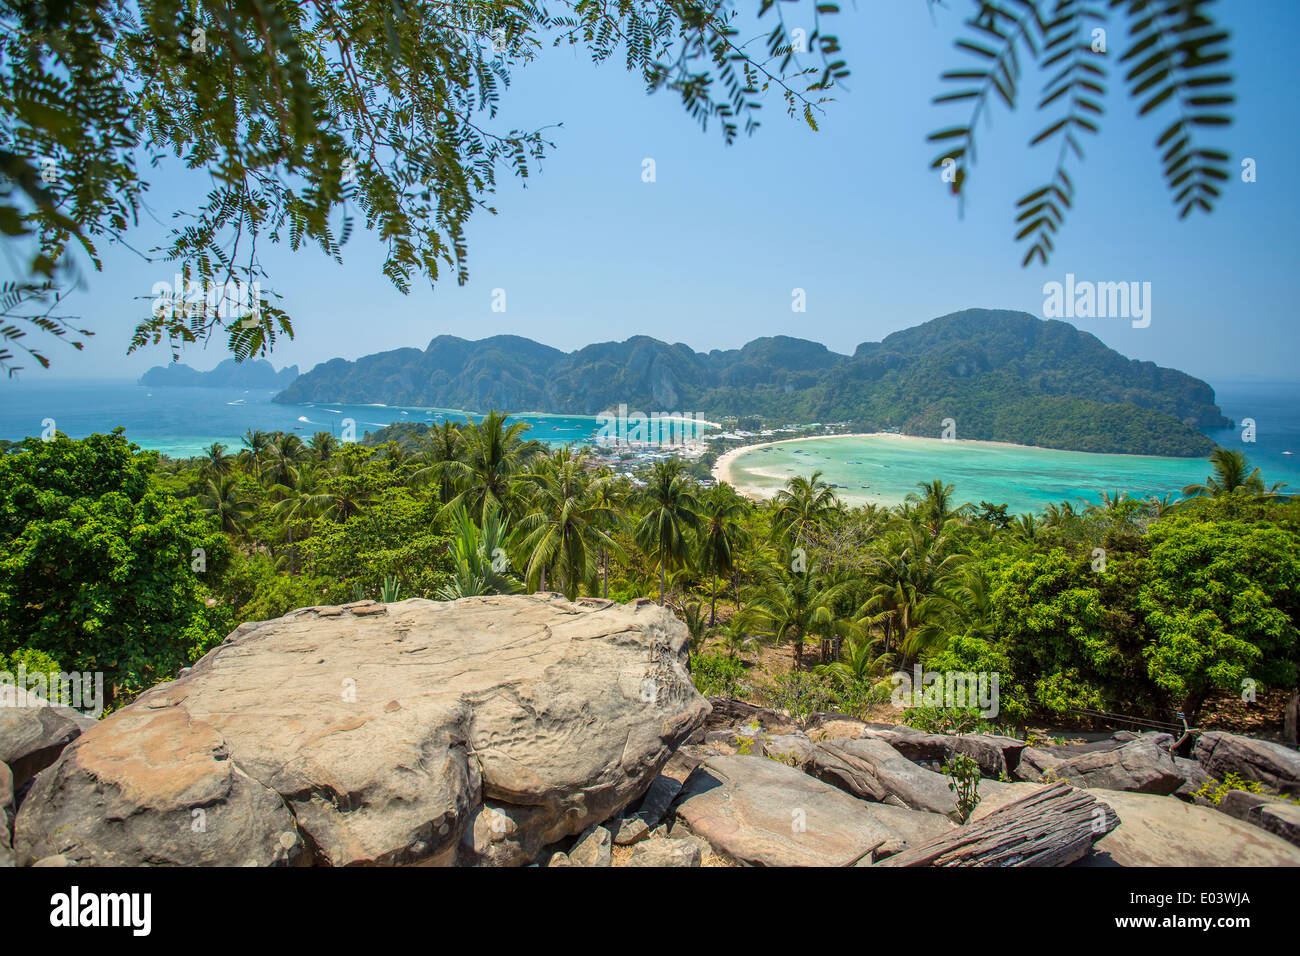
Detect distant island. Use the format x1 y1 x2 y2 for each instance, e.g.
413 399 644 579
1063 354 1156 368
273 309 1230 457
140 358 299 390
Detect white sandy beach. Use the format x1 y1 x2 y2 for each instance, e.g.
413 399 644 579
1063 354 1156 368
710 431 1099 501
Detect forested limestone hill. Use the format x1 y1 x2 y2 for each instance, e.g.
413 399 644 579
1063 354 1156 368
273 309 1229 456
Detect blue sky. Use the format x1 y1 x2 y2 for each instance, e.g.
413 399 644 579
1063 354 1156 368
19 0 1300 385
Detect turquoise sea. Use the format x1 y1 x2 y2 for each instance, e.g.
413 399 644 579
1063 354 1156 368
723 381 1300 514
1 379 1297 515
0 381 603 457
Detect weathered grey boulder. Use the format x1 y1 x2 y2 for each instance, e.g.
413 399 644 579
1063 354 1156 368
1247 802 1300 849
1194 731 1300 795
1173 756 1214 802
15 595 709 867
1 761 11 834
804 713 869 740
0 762 11 868
1080 790 1300 866
673 755 954 866
1216 789 1281 823
701 698 798 737
625 836 709 867
0 687 98 791
611 816 650 846
1054 736 1183 795
762 733 816 770
1015 746 1066 783
810 738 959 817
568 825 612 867
858 724 1025 778
631 773 685 828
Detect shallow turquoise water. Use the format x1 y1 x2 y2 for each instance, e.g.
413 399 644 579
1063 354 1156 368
2 380 1296 515
0 382 603 457
724 382 1300 514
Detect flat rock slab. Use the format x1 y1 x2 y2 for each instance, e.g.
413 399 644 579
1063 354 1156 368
810 738 958 817
674 755 953 866
1195 731 1300 796
15 595 708 867
1080 790 1300 866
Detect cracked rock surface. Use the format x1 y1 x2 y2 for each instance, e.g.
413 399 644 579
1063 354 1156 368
14 594 708 866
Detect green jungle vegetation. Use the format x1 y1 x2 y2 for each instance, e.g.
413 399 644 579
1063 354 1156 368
1 416 1294 731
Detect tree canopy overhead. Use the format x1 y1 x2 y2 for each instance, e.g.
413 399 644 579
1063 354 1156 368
0 0 1239 373
0 0 846 373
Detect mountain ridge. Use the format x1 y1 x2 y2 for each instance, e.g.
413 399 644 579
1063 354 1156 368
140 358 299 390
273 309 1230 456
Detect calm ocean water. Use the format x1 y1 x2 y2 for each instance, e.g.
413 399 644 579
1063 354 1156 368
1 379 1296 514
0 381 602 457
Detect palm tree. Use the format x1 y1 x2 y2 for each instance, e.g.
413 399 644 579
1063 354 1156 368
591 476 630 599
259 432 307 488
407 420 462 503
1012 512 1040 543
269 468 322 575
444 411 537 520
1042 501 1077 528
633 459 700 604
814 634 895 688
851 523 966 668
516 447 620 599
1182 448 1287 500
772 470 839 547
1146 492 1175 518
906 479 970 537
199 475 253 535
376 440 414 477
674 600 709 652
435 504 522 599
238 428 272 474
200 442 233 478
709 608 763 661
300 473 373 523
749 559 835 671
906 565 994 660
696 484 749 625
308 431 339 463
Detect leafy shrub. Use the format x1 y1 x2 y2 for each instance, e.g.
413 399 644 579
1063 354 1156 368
762 671 840 722
690 652 750 699
901 705 1017 737
941 753 982 823
1194 772 1300 806
0 647 64 676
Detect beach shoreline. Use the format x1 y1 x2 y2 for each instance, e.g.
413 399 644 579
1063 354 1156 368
709 431 1178 502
